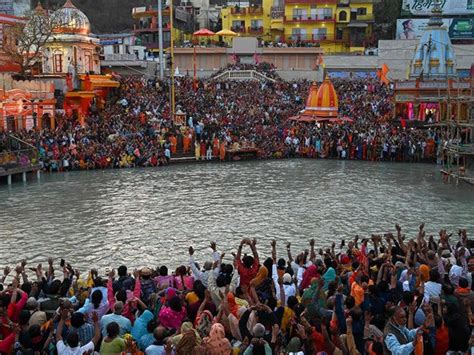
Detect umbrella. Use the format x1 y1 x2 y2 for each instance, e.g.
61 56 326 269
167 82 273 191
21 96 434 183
216 29 237 37
193 28 215 36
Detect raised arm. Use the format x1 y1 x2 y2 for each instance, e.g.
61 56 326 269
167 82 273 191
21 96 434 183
286 242 293 263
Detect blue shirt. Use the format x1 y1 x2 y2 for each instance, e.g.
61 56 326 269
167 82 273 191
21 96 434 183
100 313 132 337
384 323 418 355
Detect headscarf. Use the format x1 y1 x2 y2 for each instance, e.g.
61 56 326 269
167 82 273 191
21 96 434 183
419 264 430 283
322 267 336 291
173 322 202 347
131 310 154 341
195 310 213 338
175 329 198 355
300 265 319 291
227 293 239 317
203 323 232 355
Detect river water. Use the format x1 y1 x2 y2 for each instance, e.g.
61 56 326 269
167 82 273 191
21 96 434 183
0 160 473 271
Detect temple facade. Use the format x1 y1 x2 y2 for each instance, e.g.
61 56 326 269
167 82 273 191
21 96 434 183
41 0 100 76
393 0 472 124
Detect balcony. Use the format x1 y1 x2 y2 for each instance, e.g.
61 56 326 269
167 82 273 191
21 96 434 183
248 26 264 34
230 6 246 15
271 6 284 19
132 5 170 18
231 26 246 33
248 6 263 15
284 15 336 23
133 23 171 33
351 14 374 22
285 33 347 43
284 0 337 4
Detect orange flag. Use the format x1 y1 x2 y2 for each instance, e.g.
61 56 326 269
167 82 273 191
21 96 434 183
379 63 390 85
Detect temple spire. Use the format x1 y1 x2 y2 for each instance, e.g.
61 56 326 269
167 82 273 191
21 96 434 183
428 0 443 27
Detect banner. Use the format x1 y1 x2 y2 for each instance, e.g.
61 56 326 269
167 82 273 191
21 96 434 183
396 18 474 39
448 18 474 38
401 0 474 16
396 18 452 39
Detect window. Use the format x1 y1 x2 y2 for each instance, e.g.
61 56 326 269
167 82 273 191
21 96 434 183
357 7 367 15
339 10 347 21
113 45 120 54
53 53 63 73
315 8 332 20
250 19 263 30
231 20 245 31
292 8 307 20
310 5 317 19
84 52 92 72
291 28 306 40
312 28 327 40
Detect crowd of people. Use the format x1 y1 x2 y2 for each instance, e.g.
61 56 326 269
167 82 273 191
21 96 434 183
0 224 473 354
0 64 451 172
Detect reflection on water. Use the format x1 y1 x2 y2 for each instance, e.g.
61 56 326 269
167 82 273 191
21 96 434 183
1 160 473 270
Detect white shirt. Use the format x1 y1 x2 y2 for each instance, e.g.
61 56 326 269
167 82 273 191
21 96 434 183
145 344 165 354
424 281 442 302
56 340 94 355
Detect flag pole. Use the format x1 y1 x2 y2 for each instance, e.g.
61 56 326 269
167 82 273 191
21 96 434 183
170 1 175 118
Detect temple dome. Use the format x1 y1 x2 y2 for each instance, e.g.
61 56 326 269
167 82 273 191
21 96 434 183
308 76 338 118
52 0 91 35
305 82 319 108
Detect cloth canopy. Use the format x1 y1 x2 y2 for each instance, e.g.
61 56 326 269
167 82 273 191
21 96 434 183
193 28 215 36
216 29 237 37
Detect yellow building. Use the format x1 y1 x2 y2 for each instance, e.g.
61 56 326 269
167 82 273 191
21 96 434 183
221 0 378 53
221 0 274 41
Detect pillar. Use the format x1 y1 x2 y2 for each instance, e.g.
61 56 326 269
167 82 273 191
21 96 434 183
7 174 11 185
22 171 26 182
50 115 55 130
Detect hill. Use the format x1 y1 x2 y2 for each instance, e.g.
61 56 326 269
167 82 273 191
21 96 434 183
33 0 159 33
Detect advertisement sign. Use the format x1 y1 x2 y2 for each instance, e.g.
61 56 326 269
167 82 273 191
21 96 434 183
449 18 474 38
396 18 473 39
401 0 474 16
396 18 452 39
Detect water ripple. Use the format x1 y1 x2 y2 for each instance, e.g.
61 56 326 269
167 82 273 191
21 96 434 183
0 160 473 270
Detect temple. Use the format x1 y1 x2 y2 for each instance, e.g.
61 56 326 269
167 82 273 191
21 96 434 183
40 0 119 126
392 0 472 124
290 77 342 123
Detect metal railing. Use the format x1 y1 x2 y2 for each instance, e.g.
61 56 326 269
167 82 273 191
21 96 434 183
0 134 39 170
213 70 276 82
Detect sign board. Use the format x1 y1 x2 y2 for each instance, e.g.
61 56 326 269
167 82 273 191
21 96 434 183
401 0 474 16
396 18 473 39
100 39 123 45
449 18 474 38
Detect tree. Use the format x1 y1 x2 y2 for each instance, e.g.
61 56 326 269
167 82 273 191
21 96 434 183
1 8 77 79
374 0 403 40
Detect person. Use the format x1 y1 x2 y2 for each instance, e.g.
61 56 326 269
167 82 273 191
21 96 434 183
100 321 126 353
236 238 260 292
56 309 100 355
100 301 132 336
383 307 422 354
145 325 167 354
399 20 416 40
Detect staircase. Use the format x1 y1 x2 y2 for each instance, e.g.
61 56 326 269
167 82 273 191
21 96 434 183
213 70 276 83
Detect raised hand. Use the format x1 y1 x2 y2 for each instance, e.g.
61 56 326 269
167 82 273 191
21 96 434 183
210 241 217 251
188 246 194 256
3 266 10 276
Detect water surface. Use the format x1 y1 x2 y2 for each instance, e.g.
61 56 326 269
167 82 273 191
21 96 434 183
1 160 473 271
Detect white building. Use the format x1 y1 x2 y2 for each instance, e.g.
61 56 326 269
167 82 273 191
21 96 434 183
97 33 146 61
41 0 101 76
